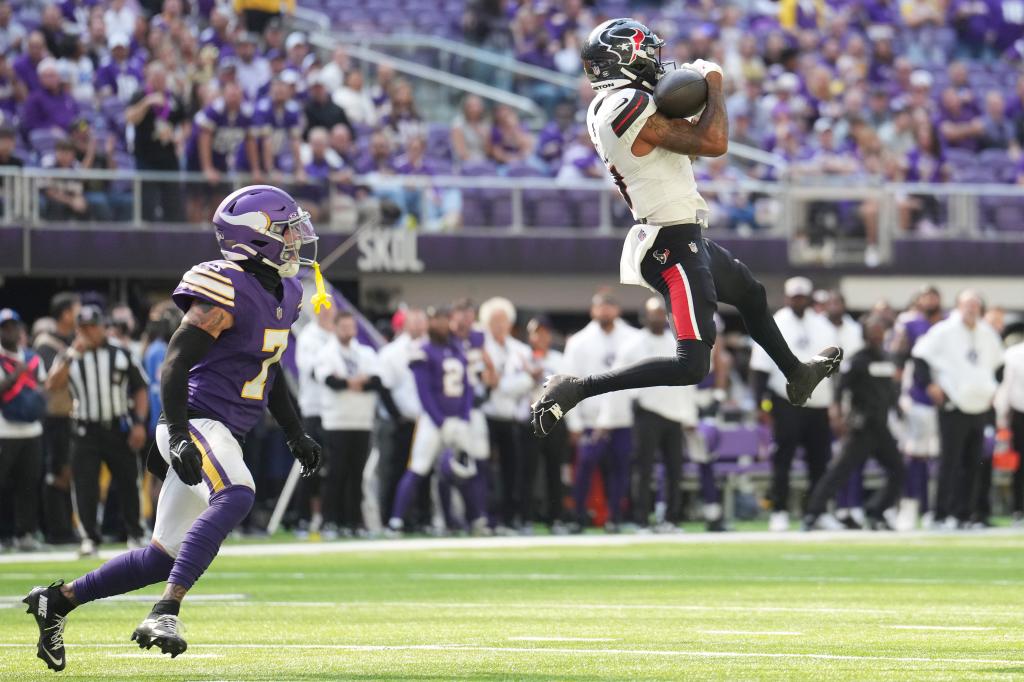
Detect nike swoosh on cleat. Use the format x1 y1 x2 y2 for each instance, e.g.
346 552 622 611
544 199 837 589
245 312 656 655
40 648 64 667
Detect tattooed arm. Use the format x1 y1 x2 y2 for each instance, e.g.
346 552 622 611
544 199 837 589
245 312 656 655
632 72 728 158
161 301 235 443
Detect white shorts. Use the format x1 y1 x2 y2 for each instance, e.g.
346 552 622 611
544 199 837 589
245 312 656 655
408 414 481 475
152 418 255 557
900 402 940 458
466 409 490 460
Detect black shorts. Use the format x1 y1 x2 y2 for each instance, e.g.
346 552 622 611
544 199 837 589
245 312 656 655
639 223 760 348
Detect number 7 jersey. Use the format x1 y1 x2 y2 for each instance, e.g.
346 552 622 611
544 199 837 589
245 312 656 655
587 87 708 227
172 259 304 437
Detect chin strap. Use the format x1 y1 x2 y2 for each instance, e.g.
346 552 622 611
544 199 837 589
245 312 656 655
310 261 333 314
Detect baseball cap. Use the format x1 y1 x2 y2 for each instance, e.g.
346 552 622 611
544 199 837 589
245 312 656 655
526 315 554 333
591 290 619 307
76 304 106 326
285 32 307 51
0 308 21 325
108 33 130 50
910 70 933 88
784 277 814 298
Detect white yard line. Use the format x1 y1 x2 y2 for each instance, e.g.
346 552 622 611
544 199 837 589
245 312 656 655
2 527 1023 564
699 630 803 636
507 637 618 642
882 625 996 632
0 642 1019 666
0 593 245 604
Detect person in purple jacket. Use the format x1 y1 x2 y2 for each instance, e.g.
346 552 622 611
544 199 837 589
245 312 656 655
253 76 305 182
13 31 48 98
20 58 79 137
94 33 143 102
22 185 322 670
185 82 261 216
386 306 478 534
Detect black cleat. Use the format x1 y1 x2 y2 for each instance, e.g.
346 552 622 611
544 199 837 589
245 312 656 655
131 614 188 658
23 580 70 672
866 515 894 531
786 346 843 406
531 374 586 437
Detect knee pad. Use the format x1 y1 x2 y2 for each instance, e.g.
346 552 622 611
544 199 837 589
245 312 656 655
676 339 712 385
207 485 256 533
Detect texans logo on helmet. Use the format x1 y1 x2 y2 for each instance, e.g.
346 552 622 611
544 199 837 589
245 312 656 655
653 249 670 264
627 28 645 64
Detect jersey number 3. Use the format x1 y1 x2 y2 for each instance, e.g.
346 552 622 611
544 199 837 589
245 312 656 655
241 329 290 400
609 164 633 209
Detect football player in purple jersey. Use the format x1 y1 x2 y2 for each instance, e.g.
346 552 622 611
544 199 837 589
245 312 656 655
387 306 478 533
23 186 323 670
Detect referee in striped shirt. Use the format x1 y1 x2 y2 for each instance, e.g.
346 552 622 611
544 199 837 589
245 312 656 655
45 305 149 556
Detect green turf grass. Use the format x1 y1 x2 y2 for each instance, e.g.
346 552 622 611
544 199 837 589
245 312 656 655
2 533 1024 680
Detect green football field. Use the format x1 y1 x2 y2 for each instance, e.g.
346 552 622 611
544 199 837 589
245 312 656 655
2 531 1024 681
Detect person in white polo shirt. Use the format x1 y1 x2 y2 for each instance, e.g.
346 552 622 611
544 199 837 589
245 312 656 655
479 296 534 531
996 334 1024 524
314 311 381 537
913 290 1003 528
751 277 837 532
618 297 696 533
293 302 337 535
563 290 639 532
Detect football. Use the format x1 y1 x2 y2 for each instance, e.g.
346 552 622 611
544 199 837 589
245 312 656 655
653 67 708 119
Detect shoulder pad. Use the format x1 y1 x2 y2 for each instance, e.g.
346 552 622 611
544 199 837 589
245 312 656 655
172 260 244 311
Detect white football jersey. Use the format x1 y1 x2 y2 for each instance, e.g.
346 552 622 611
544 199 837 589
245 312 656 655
587 87 708 227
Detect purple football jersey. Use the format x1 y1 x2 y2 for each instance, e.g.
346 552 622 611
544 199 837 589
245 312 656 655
903 313 940 405
185 100 256 172
172 259 303 436
409 337 472 426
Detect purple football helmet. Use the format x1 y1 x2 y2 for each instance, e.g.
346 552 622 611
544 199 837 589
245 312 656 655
213 185 318 278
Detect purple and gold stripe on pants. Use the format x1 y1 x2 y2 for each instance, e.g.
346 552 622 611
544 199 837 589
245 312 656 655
188 426 232 493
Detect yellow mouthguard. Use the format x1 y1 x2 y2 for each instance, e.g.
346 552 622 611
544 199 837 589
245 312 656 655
310 261 333 314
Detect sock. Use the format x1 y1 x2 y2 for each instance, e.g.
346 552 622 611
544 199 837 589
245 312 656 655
583 339 710 398
698 463 719 505
167 485 254 590
150 599 180 617
732 283 801 378
72 545 174 605
390 470 424 525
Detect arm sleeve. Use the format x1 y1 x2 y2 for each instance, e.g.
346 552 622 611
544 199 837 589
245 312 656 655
324 375 349 390
172 263 240 314
160 324 216 441
913 357 933 387
267 372 304 441
411 358 445 426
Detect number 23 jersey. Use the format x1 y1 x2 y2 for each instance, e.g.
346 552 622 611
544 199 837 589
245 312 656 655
587 87 708 227
172 259 303 437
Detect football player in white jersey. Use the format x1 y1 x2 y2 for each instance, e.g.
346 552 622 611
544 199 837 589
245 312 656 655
532 18 843 438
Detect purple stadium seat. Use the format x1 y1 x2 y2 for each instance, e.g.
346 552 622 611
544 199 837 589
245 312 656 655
992 198 1024 232
505 162 545 177
459 160 497 176
28 128 65 156
523 188 569 227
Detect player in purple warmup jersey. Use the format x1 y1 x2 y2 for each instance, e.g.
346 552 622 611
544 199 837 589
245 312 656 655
893 286 945 527
23 186 323 670
387 307 482 534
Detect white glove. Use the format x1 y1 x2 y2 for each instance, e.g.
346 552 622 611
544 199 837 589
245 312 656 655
440 417 470 449
687 59 723 80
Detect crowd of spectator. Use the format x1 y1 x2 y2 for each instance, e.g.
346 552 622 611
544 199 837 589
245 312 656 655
2 284 1023 550
0 0 1020 237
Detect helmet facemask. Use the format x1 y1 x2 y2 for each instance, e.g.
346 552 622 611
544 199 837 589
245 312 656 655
268 208 318 278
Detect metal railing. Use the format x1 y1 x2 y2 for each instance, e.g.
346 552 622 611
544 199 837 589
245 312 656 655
3 166 1023 256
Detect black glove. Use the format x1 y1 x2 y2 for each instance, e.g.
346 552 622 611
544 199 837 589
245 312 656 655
288 433 322 478
168 435 203 486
